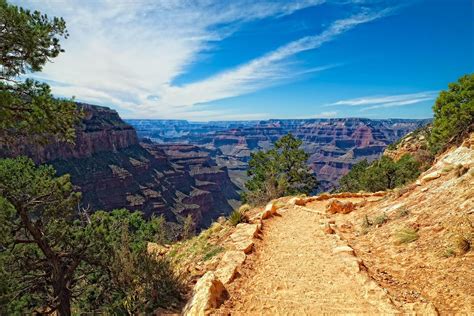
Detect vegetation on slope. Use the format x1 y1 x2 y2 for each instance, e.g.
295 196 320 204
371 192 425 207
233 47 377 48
430 74 474 154
340 73 473 193
243 133 317 205
338 155 421 193
0 157 184 314
0 2 184 314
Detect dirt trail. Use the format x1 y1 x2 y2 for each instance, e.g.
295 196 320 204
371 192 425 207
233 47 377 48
217 200 396 315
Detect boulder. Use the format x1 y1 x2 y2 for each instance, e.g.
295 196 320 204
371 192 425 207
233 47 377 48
333 245 355 255
323 224 335 235
215 251 246 284
326 200 356 214
183 272 226 316
230 223 259 254
289 196 306 206
265 202 276 213
316 193 332 201
421 171 441 182
233 239 254 254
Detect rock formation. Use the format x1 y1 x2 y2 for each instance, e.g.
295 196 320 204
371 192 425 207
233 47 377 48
1 104 239 229
128 118 429 191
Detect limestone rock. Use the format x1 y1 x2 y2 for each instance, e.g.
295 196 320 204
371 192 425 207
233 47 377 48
326 199 356 214
183 271 226 316
333 245 355 255
233 239 254 254
215 251 246 284
289 196 306 206
323 224 335 234
230 223 259 254
421 171 441 182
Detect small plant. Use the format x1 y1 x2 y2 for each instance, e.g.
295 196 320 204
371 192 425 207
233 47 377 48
442 247 456 258
453 235 471 254
396 208 410 218
361 215 372 229
373 213 388 226
239 204 251 213
395 227 419 244
182 214 196 240
202 246 224 261
455 164 469 177
228 209 246 226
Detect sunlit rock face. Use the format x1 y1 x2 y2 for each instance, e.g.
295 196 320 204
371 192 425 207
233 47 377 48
1 104 239 229
128 118 430 192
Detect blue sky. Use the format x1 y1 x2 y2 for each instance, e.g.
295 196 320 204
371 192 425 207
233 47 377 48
16 0 473 120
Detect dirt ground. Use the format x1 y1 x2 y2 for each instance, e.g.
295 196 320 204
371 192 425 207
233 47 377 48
216 198 398 315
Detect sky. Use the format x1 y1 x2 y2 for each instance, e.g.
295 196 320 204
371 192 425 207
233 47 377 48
15 0 474 121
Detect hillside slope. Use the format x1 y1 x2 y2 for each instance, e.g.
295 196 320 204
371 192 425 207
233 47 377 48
177 134 473 315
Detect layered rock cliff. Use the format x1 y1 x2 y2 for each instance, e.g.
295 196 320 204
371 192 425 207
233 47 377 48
128 118 430 191
1 104 239 229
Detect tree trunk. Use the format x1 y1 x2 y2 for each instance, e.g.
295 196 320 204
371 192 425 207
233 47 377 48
53 271 72 316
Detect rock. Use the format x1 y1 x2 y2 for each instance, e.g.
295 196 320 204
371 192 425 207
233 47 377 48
217 216 226 224
422 171 442 182
265 202 277 214
289 197 306 206
333 245 355 255
326 200 356 214
183 271 226 316
323 225 335 234
233 239 254 254
316 193 332 201
261 209 272 220
421 187 429 192
215 251 246 284
230 223 259 254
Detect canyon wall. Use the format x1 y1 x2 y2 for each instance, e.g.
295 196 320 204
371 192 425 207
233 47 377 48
129 118 430 191
1 104 239 229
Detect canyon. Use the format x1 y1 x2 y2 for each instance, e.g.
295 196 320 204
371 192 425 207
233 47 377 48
128 118 430 191
0 103 428 230
0 104 239 230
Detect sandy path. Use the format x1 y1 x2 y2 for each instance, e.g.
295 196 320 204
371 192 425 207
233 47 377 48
216 202 395 315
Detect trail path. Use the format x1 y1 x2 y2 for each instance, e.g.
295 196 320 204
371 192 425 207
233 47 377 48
217 200 396 315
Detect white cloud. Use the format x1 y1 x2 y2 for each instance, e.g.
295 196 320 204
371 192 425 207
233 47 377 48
14 0 391 120
328 91 438 111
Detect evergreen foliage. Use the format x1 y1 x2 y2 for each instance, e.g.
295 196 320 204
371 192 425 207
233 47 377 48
0 157 183 315
338 154 420 192
243 133 317 205
0 0 79 145
430 74 474 153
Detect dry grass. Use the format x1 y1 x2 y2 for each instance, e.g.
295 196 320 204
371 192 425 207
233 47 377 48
395 227 419 244
373 213 388 226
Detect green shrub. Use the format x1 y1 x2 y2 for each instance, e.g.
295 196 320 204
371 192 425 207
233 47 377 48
373 213 388 226
395 227 419 244
338 154 420 193
202 246 224 261
242 133 317 205
228 209 246 226
429 74 474 154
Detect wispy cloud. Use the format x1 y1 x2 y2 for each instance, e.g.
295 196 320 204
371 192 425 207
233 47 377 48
328 91 438 111
15 0 392 120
